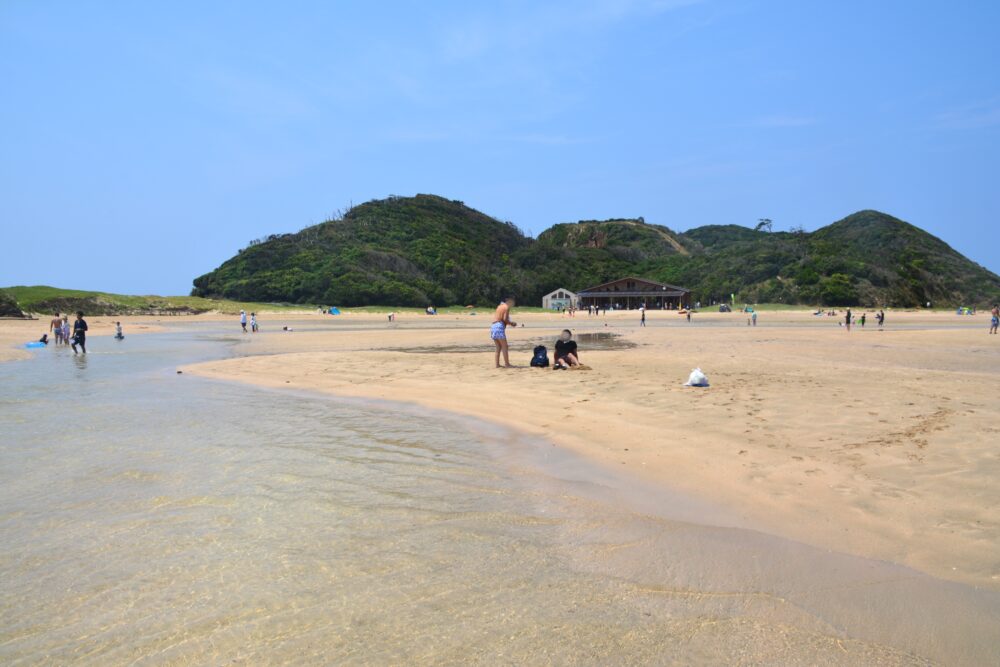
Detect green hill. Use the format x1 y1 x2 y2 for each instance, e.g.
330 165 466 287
0 288 25 318
193 195 530 307
191 196 1000 308
2 285 305 316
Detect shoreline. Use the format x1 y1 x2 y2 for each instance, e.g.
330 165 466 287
5 309 999 589
5 334 998 664
179 308 1000 590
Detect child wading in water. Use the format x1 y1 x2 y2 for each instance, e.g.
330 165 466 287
490 296 517 368
70 311 88 354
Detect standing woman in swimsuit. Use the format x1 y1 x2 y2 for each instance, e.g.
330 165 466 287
491 296 517 368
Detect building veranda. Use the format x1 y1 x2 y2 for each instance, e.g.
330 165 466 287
576 277 691 310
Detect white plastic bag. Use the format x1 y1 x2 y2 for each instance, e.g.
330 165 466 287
683 367 709 387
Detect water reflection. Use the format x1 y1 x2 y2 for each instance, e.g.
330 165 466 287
0 330 997 665
72 353 88 371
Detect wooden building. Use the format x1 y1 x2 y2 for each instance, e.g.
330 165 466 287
576 277 691 310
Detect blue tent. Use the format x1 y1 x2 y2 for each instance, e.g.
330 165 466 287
329 307 341 315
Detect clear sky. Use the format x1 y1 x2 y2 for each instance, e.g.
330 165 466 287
2 0 998 295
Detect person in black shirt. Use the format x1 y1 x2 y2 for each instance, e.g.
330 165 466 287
553 329 580 369
71 311 88 354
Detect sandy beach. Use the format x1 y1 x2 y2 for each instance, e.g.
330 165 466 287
158 307 1000 591
5 308 999 590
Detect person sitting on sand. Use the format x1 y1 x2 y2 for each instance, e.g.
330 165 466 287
553 329 580 369
490 296 517 368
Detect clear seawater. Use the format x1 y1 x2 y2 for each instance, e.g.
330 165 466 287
1 328 998 665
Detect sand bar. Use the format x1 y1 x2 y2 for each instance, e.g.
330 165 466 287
177 308 1000 590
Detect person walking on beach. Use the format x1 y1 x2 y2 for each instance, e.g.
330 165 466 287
70 311 88 354
491 296 517 368
640 305 646 327
240 310 247 333
250 312 258 333
877 309 885 329
114 322 124 340
50 312 64 345
751 311 757 326
845 308 852 331
990 304 999 334
860 313 866 328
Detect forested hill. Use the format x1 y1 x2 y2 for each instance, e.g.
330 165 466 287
192 195 530 307
191 195 1000 307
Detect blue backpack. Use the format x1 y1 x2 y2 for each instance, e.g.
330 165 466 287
530 345 549 367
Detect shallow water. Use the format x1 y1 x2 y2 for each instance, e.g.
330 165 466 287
387 331 636 355
1 330 998 665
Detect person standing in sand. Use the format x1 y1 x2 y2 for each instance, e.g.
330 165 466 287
240 310 247 333
50 313 63 345
640 305 646 327
845 308 852 331
491 296 517 368
250 312 258 333
61 316 70 345
990 304 999 334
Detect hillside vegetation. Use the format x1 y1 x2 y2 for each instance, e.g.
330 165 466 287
193 195 529 307
191 195 1000 308
0 288 25 317
3 286 306 316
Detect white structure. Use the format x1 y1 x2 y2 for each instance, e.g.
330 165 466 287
542 288 578 310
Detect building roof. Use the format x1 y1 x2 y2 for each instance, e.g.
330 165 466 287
542 288 577 298
578 290 689 298
577 276 690 295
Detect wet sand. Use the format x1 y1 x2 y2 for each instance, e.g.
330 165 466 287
175 308 1000 590
4 310 1000 663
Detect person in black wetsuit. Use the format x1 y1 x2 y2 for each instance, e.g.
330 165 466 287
71 311 88 354
553 329 580 369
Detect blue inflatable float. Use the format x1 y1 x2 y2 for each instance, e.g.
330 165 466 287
24 341 46 349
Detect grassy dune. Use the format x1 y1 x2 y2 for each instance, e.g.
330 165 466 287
3 286 311 316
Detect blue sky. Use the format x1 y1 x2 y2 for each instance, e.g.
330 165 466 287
2 0 998 295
